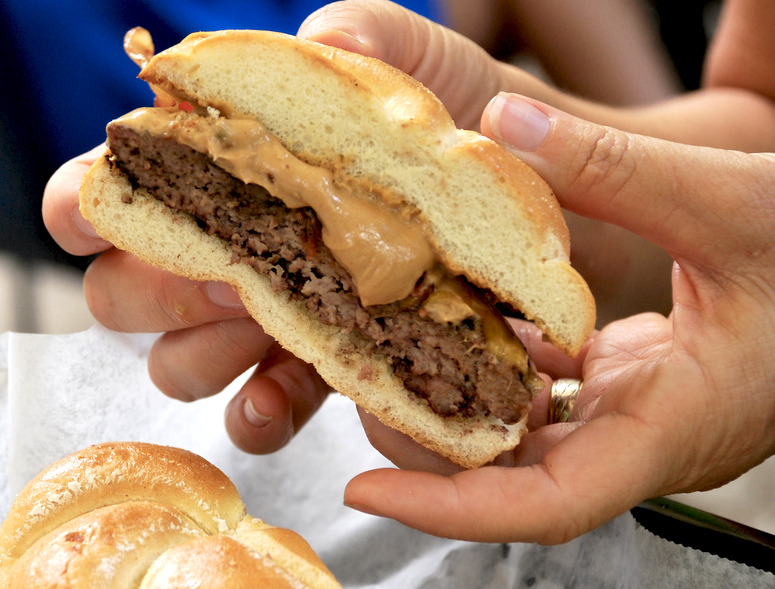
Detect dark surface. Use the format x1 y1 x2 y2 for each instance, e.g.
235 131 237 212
632 497 775 575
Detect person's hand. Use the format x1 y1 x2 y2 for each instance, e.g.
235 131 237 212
342 93 775 544
42 147 331 454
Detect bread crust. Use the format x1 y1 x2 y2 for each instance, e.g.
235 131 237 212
0 442 340 588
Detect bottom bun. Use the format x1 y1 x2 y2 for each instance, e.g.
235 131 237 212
80 156 529 468
0 442 341 589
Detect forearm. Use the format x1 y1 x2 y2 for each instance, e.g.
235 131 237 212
601 89 775 152
498 0 775 152
498 61 775 152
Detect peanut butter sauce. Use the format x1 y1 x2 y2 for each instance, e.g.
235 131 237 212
124 28 186 109
115 107 435 306
123 27 155 69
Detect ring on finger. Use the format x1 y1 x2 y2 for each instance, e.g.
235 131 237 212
549 378 583 424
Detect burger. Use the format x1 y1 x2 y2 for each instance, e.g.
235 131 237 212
79 29 595 468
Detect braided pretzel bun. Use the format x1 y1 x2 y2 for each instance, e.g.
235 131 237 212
0 442 340 588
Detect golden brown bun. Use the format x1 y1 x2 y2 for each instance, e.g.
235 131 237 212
0 442 340 589
79 30 595 468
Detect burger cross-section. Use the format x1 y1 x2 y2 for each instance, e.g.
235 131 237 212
80 28 596 468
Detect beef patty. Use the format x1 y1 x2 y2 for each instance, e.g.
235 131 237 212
107 123 537 424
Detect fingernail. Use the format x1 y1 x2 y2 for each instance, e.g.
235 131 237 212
487 93 551 151
72 207 102 239
307 30 373 57
244 399 273 428
204 281 245 309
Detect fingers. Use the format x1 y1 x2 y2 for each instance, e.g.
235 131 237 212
357 409 464 476
225 345 332 454
148 318 272 402
298 0 504 129
345 410 664 544
83 250 248 333
481 94 775 266
131 273 331 454
509 318 589 380
42 145 112 256
152 320 332 455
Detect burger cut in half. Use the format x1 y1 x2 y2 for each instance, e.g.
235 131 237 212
79 29 596 469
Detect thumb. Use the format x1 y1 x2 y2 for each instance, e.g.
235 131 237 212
298 0 503 129
481 92 773 265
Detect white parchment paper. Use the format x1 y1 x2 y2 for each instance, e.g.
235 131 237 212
0 325 772 588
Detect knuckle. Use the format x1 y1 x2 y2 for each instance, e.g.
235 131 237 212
83 252 206 332
82 259 124 331
147 339 194 402
569 127 638 205
734 154 775 252
206 319 264 369
156 272 200 329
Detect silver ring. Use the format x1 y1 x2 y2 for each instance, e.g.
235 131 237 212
549 378 583 424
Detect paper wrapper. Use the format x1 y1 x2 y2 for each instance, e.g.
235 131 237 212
1 325 773 587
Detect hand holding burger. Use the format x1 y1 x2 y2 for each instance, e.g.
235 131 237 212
344 94 775 543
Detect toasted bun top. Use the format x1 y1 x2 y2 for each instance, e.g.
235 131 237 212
0 442 340 588
140 30 595 355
